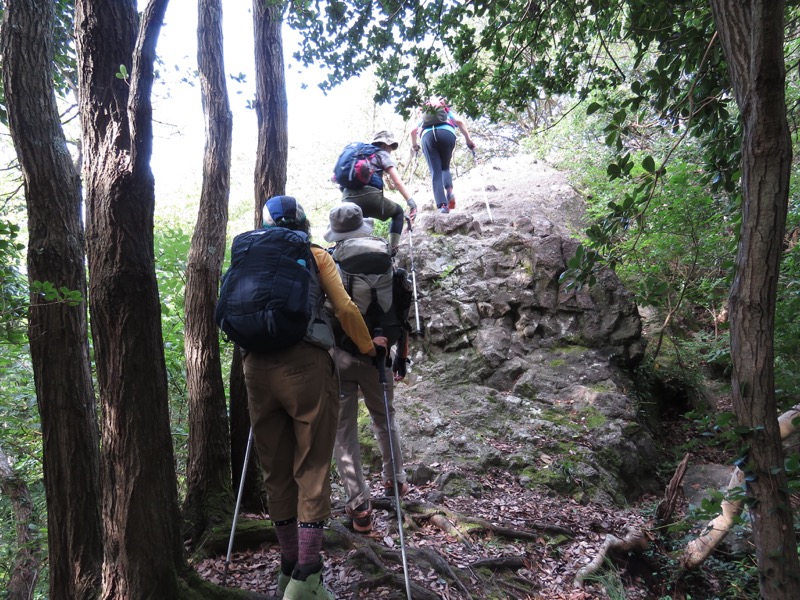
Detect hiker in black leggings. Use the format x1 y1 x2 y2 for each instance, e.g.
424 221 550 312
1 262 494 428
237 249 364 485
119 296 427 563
411 97 475 213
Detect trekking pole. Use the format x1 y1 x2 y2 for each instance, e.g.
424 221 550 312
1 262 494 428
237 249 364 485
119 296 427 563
406 146 419 185
471 147 493 223
374 328 413 600
404 216 423 336
222 426 254 587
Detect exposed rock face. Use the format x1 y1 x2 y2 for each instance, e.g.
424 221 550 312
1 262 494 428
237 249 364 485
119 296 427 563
384 155 660 505
409 220 645 368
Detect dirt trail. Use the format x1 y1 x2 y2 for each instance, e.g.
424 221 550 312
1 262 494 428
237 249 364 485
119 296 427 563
407 153 586 236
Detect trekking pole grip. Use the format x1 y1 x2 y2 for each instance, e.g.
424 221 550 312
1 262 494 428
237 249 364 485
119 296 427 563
374 327 388 384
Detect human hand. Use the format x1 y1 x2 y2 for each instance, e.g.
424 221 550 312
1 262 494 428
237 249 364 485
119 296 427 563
370 335 388 366
406 197 417 222
412 144 421 153
392 354 408 380
372 336 388 353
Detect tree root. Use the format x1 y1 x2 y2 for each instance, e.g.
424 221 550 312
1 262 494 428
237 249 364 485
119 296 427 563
359 497 570 597
429 513 474 548
209 497 564 598
373 497 573 541
328 519 473 598
471 556 527 570
409 546 474 598
573 527 648 588
680 466 745 570
680 403 800 570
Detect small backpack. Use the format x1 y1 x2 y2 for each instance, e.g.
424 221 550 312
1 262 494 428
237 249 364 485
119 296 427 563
333 142 383 190
328 236 410 352
215 227 315 353
420 99 451 128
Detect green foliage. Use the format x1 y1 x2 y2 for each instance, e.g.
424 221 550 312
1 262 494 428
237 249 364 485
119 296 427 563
29 280 83 306
774 243 800 409
0 341 47 597
154 225 190 443
546 92 735 364
372 217 389 239
0 219 27 344
580 559 626 600
115 64 130 83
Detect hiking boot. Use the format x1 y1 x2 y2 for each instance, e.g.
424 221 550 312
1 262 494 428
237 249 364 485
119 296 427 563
384 480 410 497
438 205 449 214
345 501 372 533
277 557 296 597
284 563 334 600
277 572 291 597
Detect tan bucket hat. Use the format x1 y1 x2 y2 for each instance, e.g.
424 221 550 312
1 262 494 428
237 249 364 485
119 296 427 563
323 202 375 242
371 130 399 150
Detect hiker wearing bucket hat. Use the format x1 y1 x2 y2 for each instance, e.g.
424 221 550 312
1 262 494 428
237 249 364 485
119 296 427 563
323 202 375 242
324 202 410 535
410 97 475 214
337 130 417 253
243 196 387 599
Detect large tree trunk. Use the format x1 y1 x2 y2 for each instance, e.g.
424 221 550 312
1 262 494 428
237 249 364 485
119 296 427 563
1 1 102 598
75 0 187 596
252 0 288 216
182 0 235 547
709 2 800 598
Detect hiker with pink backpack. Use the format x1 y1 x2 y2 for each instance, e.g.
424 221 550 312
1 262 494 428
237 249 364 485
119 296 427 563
332 131 417 254
410 97 476 214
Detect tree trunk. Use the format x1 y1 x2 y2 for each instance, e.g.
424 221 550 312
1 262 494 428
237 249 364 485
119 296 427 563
0 445 41 600
709 2 800 597
182 0 235 547
1 1 102 597
75 0 187 596
252 0 288 217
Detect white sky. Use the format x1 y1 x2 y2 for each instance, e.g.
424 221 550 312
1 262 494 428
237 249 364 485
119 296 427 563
151 0 408 232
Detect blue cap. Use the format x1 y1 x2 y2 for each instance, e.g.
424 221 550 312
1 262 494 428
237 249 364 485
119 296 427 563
262 195 306 228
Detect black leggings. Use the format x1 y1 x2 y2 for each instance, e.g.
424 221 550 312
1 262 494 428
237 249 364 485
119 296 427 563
421 128 456 209
342 186 404 235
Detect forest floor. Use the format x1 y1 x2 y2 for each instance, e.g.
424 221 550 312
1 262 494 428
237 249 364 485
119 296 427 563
194 430 735 600
194 154 739 599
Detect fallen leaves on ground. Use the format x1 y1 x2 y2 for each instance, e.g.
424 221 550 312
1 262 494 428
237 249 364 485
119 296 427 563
194 466 657 599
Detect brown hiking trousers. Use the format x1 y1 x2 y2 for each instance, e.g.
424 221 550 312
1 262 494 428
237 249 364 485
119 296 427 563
244 341 338 523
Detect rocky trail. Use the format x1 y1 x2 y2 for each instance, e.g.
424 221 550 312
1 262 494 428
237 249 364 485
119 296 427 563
195 154 732 599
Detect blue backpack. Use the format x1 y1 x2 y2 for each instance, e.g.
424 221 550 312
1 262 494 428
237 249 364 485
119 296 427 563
333 142 383 190
215 227 314 353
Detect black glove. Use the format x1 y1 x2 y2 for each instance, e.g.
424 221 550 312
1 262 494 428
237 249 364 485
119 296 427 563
392 354 408 378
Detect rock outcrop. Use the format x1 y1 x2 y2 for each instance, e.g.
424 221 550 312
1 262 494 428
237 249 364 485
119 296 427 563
384 155 660 504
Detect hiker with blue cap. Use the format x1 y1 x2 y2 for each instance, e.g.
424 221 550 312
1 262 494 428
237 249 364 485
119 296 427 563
241 195 387 599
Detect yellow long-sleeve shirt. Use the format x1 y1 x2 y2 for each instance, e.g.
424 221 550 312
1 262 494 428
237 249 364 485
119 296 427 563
311 246 373 355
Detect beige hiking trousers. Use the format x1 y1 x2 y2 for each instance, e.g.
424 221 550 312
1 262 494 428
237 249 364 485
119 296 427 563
331 348 407 512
